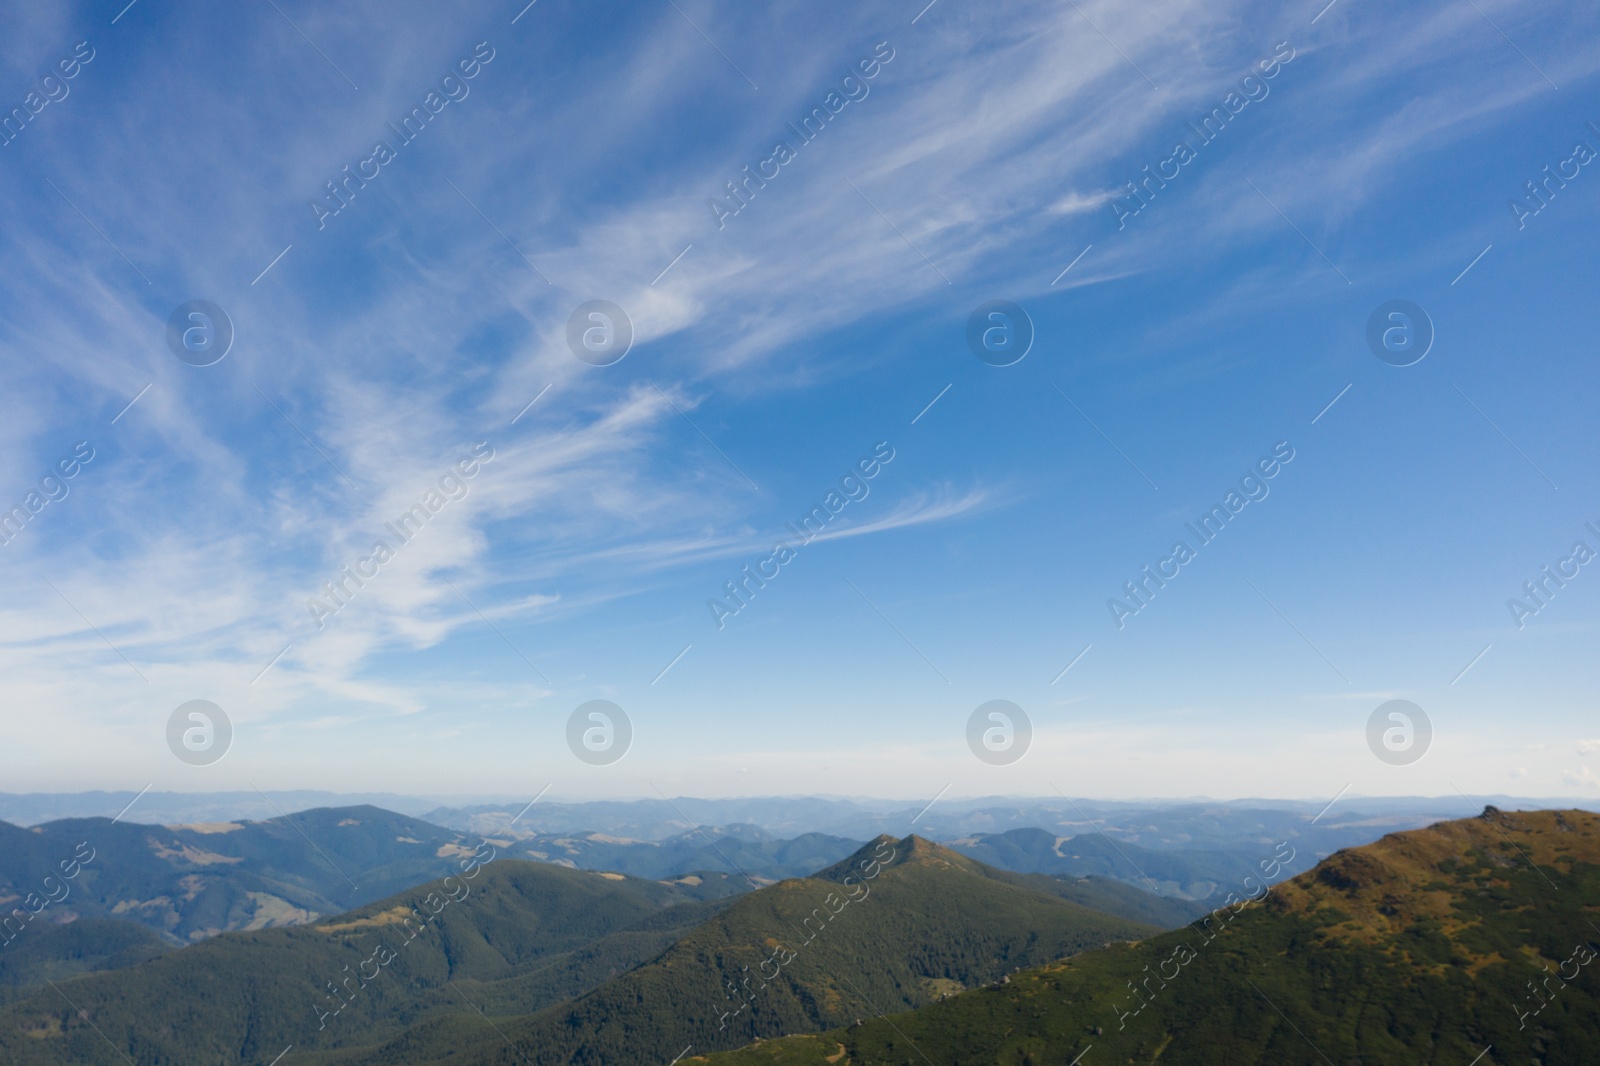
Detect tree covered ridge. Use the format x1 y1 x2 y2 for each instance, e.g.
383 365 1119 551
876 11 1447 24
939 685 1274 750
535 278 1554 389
702 808 1600 1066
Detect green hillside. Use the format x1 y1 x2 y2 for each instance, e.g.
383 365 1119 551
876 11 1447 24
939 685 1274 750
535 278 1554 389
1034 874 1208 927
0 920 169 1005
703 808 1600 1065
337 834 1161 1065
0 857 735 1064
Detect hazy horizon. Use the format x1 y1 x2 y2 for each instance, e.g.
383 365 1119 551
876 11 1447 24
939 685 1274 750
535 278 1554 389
6 787 1596 832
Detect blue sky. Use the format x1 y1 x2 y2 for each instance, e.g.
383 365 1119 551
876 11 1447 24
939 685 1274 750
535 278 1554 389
0 0 1596 802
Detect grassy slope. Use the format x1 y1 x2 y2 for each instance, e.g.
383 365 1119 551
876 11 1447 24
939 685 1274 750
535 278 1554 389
977 869 1206 929
703 808 1600 1065
0 859 732 1065
341 834 1161 1066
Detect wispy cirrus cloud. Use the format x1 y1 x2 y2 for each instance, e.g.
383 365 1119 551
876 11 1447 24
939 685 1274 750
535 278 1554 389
809 487 993 544
1 0 1596 793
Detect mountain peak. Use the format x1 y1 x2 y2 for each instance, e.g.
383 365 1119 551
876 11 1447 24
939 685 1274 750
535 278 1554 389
896 833 967 864
812 833 977 882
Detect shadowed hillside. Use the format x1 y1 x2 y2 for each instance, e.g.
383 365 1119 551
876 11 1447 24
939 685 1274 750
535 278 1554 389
0 856 735 1064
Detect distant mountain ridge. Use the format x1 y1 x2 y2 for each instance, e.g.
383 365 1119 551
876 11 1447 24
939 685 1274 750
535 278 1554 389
507 826 862 883
0 791 465 827
10 791 1580 844
946 825 1289 900
0 805 495 944
423 795 1563 850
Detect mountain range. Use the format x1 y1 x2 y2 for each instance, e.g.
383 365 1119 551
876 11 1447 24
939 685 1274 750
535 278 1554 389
703 808 1600 1065
0 833 1170 1064
6 791 1581 849
4 803 1596 1064
946 826 1279 900
327 833 1166 1065
0 804 1251 957
0 806 502 944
